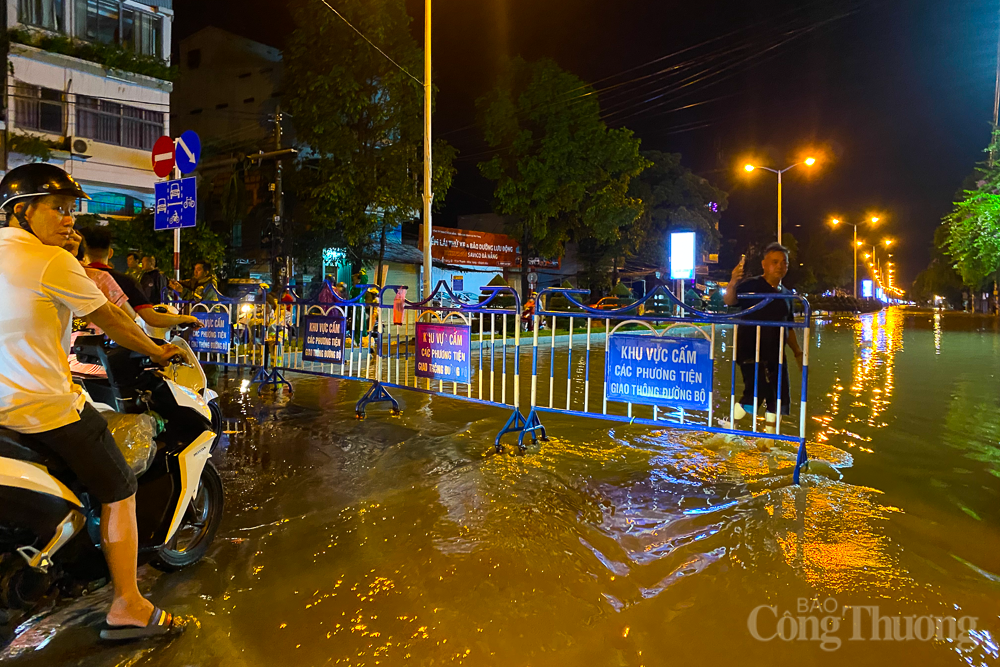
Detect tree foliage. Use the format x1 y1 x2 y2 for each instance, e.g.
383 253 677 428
942 129 1000 287
476 58 648 296
911 225 965 306
285 0 455 265
88 211 226 278
628 150 727 264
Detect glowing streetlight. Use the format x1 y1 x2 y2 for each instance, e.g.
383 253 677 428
744 156 818 241
884 239 893 247
830 214 880 298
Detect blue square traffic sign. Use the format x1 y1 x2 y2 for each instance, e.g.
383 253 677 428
154 177 197 230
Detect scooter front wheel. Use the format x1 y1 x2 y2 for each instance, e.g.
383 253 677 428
151 462 224 572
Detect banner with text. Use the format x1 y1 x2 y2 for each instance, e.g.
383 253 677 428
415 322 471 383
418 226 561 269
605 334 712 410
302 315 347 364
190 311 232 354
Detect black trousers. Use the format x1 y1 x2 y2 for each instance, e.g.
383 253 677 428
738 360 791 415
28 404 138 504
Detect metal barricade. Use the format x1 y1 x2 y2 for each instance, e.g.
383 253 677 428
180 279 813 483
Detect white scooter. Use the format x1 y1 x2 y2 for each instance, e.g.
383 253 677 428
0 335 224 643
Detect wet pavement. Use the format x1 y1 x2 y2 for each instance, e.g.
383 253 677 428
2 308 999 666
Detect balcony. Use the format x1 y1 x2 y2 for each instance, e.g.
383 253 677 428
10 0 176 82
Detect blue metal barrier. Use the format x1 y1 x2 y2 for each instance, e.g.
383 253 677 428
180 279 813 484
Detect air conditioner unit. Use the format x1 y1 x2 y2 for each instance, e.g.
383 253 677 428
69 137 93 157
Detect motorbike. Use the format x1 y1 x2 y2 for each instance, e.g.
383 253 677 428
0 335 225 643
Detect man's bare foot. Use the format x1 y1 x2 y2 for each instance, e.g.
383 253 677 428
106 596 155 628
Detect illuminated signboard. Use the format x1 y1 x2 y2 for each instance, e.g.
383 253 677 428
861 279 873 299
669 232 696 280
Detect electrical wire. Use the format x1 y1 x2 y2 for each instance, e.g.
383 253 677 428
442 1 861 143
316 0 423 87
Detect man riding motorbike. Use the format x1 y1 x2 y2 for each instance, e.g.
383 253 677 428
0 164 185 640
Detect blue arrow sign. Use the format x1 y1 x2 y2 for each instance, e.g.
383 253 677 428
175 130 201 174
154 177 197 230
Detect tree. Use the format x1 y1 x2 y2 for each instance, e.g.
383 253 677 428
93 211 226 279
285 0 455 278
627 150 728 272
942 129 1000 288
912 225 965 307
477 57 648 299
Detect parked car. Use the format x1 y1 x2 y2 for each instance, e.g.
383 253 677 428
593 296 644 315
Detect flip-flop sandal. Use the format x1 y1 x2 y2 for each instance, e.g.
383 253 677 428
99 607 184 642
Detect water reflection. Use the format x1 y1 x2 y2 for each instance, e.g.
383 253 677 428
5 312 1000 666
814 309 903 454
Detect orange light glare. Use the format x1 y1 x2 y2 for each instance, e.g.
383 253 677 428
744 164 755 172
804 157 816 166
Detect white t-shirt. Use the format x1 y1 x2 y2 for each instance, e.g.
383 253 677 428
0 227 108 433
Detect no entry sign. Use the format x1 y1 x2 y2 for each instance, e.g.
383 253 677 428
151 135 175 177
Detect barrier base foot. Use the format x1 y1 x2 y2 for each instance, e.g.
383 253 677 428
356 382 400 419
495 408 548 453
255 368 293 395
792 439 809 485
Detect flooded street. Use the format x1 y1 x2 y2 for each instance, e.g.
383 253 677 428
4 308 999 666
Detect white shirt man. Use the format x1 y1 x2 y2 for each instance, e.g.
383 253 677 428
0 226 108 431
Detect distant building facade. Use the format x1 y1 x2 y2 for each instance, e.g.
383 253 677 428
171 26 285 281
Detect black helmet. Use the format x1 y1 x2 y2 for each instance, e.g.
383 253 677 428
0 163 90 212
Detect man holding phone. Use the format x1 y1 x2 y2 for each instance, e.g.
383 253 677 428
723 243 803 433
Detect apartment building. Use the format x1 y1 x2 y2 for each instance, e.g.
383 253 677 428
3 0 173 216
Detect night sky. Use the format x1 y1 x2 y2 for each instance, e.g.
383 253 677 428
173 0 1000 284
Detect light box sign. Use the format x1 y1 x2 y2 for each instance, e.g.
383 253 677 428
670 232 696 280
416 322 471 383
605 334 713 410
302 315 347 364
861 279 873 299
189 311 231 354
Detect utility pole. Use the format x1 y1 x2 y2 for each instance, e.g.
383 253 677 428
776 170 782 243
993 1 1000 313
421 0 433 298
271 105 286 288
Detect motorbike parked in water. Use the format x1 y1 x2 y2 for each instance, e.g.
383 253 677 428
0 336 225 644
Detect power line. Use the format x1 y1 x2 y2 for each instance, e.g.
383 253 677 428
317 0 423 86
441 2 861 141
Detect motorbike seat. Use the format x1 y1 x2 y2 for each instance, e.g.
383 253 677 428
0 426 58 467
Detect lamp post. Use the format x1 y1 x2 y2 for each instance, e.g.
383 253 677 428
744 156 816 242
421 0 433 298
831 216 879 298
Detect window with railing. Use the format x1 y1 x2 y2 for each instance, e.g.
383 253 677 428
76 95 163 150
14 82 65 134
74 0 162 58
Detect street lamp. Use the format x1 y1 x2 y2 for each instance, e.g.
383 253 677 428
831 215 880 298
744 156 817 242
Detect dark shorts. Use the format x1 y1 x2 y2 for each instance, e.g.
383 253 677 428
738 360 791 415
30 404 138 504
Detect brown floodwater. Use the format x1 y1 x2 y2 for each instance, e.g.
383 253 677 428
3 308 998 666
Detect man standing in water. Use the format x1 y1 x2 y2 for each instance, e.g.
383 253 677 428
723 242 804 433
